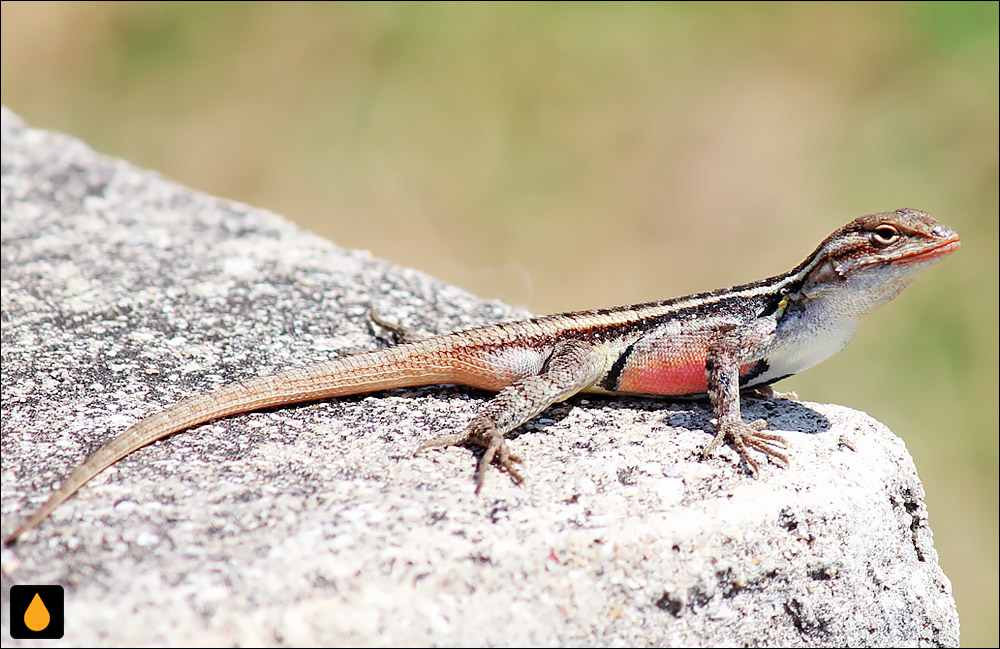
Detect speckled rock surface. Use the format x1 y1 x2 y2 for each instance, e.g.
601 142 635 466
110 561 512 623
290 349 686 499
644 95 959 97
1 107 958 647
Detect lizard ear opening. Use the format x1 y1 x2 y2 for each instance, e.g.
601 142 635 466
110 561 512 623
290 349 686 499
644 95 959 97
802 258 842 296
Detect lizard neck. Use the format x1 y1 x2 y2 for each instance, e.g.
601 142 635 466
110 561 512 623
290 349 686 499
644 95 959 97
748 209 960 385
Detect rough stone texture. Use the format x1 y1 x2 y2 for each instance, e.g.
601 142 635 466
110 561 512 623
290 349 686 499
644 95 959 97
1 106 958 647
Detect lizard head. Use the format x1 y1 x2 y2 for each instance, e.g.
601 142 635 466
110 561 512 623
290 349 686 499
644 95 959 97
797 208 960 314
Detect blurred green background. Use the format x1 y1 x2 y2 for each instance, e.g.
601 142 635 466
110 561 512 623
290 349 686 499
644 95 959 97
2 2 996 644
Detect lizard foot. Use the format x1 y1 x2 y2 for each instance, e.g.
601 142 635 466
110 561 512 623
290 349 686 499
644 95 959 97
369 310 425 344
751 385 800 401
702 419 789 476
414 427 523 493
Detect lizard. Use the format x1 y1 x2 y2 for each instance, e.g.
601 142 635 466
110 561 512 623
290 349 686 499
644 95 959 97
5 208 959 544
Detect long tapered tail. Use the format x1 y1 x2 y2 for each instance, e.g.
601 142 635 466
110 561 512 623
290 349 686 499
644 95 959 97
6 340 475 544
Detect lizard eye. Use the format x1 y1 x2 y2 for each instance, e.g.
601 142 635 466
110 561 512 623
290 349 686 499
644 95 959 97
870 224 900 248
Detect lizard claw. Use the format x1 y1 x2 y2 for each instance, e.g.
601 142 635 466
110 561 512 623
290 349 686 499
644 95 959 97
475 434 524 494
414 431 468 456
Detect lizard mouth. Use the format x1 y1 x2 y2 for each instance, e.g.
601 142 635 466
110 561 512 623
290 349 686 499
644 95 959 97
898 237 961 265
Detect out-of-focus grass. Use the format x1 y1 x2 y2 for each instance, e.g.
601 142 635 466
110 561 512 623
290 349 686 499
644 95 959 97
2 2 996 645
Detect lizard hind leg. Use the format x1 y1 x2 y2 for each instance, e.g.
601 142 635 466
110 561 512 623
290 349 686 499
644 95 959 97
413 340 607 492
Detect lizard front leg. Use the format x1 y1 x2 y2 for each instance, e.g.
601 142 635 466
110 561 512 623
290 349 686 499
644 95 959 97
415 340 606 492
701 319 789 475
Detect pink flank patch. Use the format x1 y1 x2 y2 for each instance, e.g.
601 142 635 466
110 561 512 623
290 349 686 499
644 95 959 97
617 343 756 396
